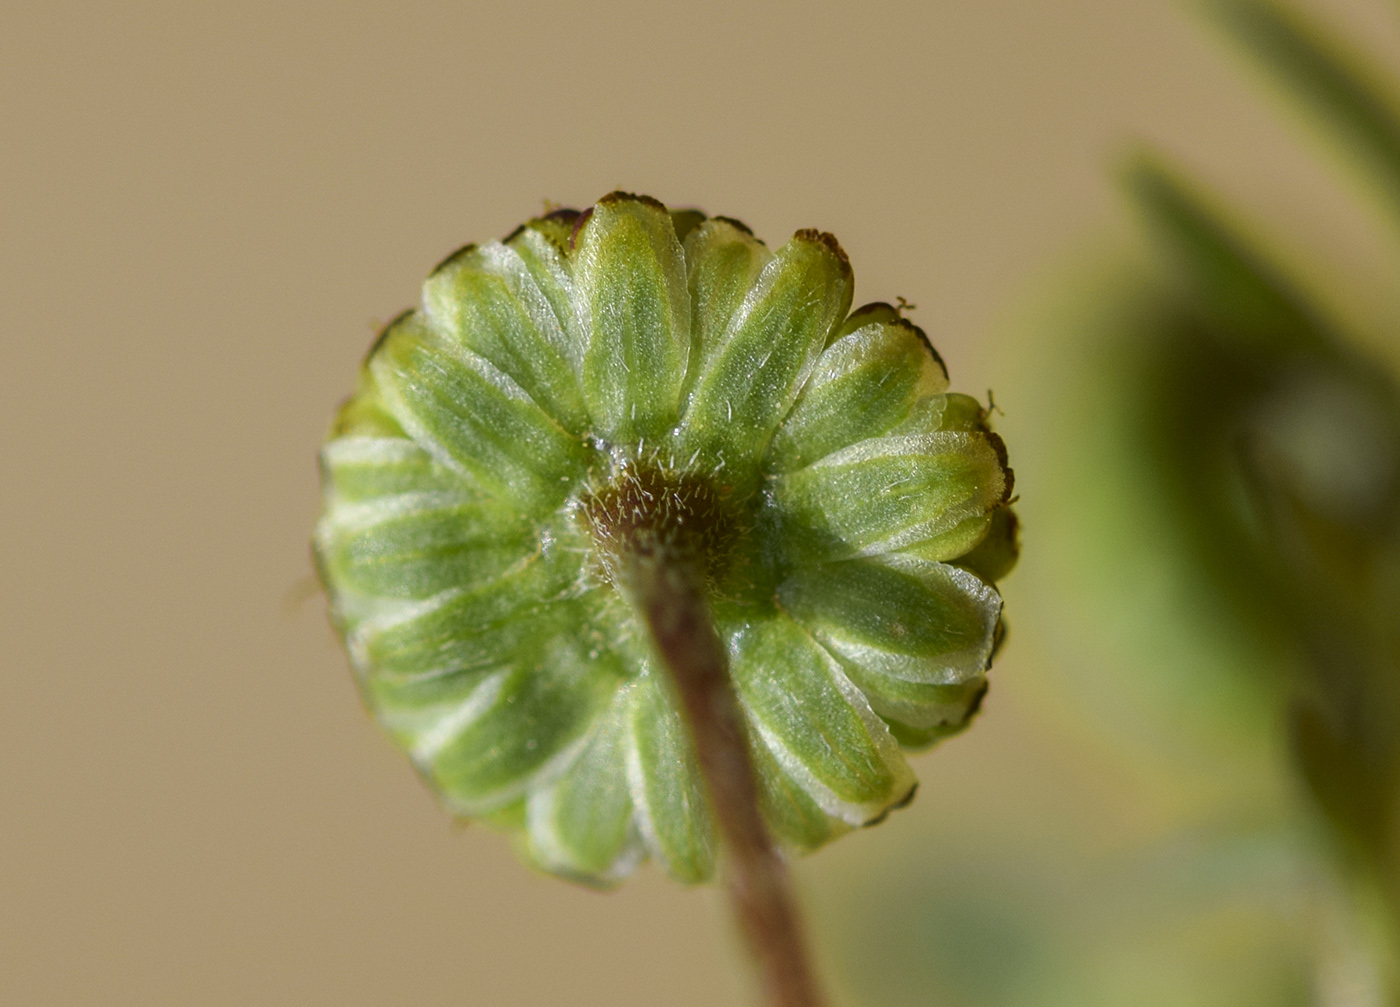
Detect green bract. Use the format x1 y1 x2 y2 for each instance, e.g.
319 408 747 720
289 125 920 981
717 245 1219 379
315 193 1017 885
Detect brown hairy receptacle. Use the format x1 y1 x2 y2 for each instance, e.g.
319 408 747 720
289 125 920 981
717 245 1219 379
581 462 748 590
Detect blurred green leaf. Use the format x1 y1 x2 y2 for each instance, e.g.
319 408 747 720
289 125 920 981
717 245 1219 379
1208 0 1400 224
1121 152 1330 357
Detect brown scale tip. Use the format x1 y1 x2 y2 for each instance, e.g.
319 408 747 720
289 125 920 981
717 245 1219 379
964 678 991 718
891 315 947 384
364 307 414 364
428 243 478 277
542 207 582 224
863 781 920 827
712 215 757 237
669 208 708 244
503 210 583 252
792 228 851 274
985 431 1015 502
597 190 669 212
568 206 594 249
845 302 901 328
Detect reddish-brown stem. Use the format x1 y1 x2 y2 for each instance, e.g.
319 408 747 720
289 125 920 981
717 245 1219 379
627 553 827 1007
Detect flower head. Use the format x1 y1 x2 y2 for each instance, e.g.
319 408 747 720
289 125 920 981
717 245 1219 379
315 193 1016 885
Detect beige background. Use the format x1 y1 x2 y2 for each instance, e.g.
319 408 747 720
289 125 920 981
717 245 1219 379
5 1 1399 1004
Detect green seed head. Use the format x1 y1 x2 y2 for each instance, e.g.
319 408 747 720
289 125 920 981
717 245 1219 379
315 193 1017 885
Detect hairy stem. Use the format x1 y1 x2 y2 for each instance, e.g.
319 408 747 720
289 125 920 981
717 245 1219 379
627 552 827 1007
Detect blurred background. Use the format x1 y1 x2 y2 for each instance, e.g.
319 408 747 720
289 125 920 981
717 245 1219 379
4 0 1400 1004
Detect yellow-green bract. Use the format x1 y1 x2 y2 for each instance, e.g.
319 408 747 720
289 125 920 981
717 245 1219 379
314 193 1017 886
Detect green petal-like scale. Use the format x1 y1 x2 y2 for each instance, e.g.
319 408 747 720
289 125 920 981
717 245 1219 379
424 630 620 816
575 194 691 443
629 670 718 883
505 218 588 356
676 231 853 482
727 614 915 824
767 312 948 472
746 724 844 850
773 431 1010 561
525 683 642 885
371 313 586 512
778 554 1002 687
423 242 588 433
680 217 771 402
349 550 583 680
320 436 463 502
317 493 529 600
315 193 1015 885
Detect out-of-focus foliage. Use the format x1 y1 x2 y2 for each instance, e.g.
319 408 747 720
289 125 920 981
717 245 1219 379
818 1 1400 1004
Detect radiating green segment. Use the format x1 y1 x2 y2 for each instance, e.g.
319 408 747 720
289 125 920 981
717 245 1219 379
481 799 526 831
728 614 910 815
320 436 474 503
894 512 996 568
891 391 989 439
836 660 987 745
575 194 690 442
778 555 1001 686
318 492 528 600
768 321 949 472
746 727 839 850
629 671 716 883
369 661 503 719
369 666 503 760
331 396 405 440
937 392 990 431
833 301 902 342
369 312 587 512
526 683 638 883
355 553 585 678
884 713 981 750
680 218 771 401
505 223 588 356
424 633 621 814
775 432 1007 560
952 506 1020 583
330 365 410 439
669 208 707 244
423 242 587 432
515 211 578 249
676 232 853 478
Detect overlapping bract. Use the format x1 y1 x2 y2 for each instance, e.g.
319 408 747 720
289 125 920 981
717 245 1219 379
316 193 1016 885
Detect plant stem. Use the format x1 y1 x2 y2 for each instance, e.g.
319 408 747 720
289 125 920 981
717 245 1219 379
627 552 827 1007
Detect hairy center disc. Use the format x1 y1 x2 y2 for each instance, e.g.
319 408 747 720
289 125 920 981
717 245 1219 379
581 463 747 587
